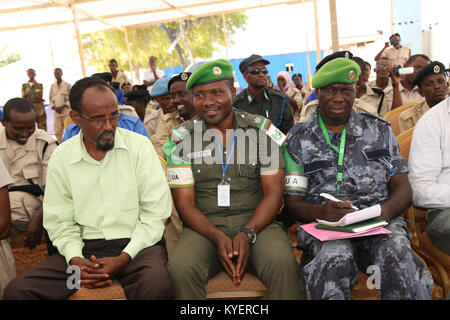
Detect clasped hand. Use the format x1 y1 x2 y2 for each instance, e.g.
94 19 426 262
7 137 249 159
216 232 251 285
69 253 130 289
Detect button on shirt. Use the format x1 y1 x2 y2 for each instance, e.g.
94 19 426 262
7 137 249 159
43 127 172 263
408 97 450 208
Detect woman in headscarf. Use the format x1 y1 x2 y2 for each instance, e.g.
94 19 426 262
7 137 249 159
277 71 303 123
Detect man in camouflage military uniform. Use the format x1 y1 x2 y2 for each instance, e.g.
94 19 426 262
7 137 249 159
22 68 46 131
283 57 433 300
0 98 57 250
398 61 448 134
164 59 302 299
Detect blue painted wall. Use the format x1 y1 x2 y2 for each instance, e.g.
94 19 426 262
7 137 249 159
163 50 324 89
393 0 422 55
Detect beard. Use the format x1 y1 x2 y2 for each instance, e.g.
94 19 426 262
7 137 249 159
96 130 115 151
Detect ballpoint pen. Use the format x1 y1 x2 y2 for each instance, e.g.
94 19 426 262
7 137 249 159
320 193 359 210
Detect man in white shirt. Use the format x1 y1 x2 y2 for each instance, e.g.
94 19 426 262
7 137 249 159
408 96 450 256
143 56 164 94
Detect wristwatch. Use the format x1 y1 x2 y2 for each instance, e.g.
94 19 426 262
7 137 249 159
240 227 256 245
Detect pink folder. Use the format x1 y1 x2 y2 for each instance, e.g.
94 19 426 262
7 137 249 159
300 222 392 242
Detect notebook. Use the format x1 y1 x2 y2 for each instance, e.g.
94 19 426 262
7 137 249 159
300 222 391 242
316 204 381 227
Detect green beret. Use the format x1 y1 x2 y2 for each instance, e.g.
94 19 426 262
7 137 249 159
312 57 361 89
186 59 234 90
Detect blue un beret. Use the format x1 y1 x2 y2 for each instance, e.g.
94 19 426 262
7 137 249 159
151 77 171 97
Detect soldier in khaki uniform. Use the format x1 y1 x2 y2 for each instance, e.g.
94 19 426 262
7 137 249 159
144 77 176 138
22 68 46 131
49 68 71 142
0 156 15 299
399 61 448 134
153 72 196 158
352 57 386 116
164 59 302 300
152 72 197 257
109 59 130 89
375 33 411 67
0 98 57 249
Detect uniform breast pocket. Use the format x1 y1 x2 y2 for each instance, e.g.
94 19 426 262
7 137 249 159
234 163 260 190
361 148 391 186
302 160 335 190
22 165 41 183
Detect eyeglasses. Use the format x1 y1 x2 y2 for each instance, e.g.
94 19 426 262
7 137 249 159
77 111 122 126
376 64 391 69
248 68 269 75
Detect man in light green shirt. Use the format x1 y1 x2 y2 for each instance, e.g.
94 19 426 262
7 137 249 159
4 76 173 300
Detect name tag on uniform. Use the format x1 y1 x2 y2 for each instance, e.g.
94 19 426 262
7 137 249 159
217 183 230 207
266 124 287 146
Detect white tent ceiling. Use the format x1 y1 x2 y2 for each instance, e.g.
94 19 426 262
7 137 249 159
0 0 312 34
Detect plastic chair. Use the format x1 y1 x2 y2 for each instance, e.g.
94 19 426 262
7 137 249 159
383 102 418 136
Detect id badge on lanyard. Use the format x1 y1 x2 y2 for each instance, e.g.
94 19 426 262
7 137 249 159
216 134 237 207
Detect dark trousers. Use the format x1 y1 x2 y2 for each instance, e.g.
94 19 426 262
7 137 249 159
4 238 174 300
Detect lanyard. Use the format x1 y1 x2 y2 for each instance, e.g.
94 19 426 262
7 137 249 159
317 113 347 192
215 134 238 183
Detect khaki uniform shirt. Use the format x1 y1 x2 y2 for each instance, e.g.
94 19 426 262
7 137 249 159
112 70 129 88
380 46 411 66
144 108 163 137
358 85 385 116
0 127 57 230
381 82 423 117
118 104 139 118
153 111 181 158
368 80 393 117
398 100 430 134
286 87 304 123
299 98 374 123
49 80 71 116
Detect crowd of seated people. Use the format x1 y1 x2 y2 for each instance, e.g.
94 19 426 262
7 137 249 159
0 32 449 300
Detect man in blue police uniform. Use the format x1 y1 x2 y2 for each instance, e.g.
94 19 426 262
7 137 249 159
283 57 433 300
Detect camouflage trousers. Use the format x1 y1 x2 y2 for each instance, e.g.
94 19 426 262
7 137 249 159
33 103 47 131
298 217 433 300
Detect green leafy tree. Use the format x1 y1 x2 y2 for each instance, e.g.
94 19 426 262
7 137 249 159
81 12 247 81
0 52 21 68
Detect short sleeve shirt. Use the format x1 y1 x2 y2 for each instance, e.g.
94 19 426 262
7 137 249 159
164 110 286 220
0 157 13 188
283 108 408 209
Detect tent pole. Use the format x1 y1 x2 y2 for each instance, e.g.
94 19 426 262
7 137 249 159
221 13 229 60
328 0 339 52
302 0 312 86
70 4 87 77
313 0 321 64
124 27 134 84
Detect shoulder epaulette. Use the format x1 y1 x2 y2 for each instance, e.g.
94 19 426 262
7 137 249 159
169 118 196 143
360 112 391 125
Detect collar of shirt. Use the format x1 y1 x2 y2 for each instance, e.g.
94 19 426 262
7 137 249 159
247 88 269 103
0 126 37 152
306 107 364 141
399 81 419 94
69 127 128 165
191 109 251 140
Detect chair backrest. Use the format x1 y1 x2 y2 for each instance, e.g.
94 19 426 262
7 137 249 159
383 102 418 136
396 127 414 164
